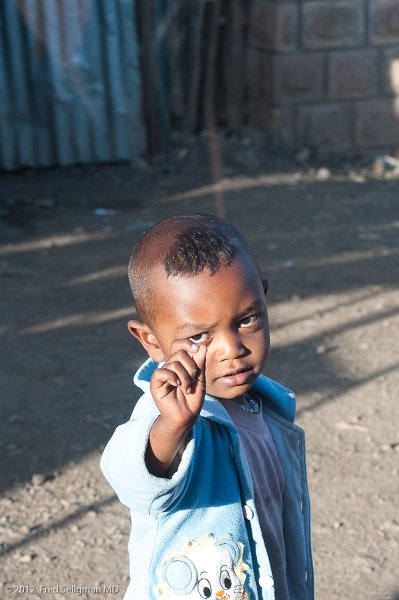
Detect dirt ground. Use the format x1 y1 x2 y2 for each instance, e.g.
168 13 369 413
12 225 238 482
1 135 399 600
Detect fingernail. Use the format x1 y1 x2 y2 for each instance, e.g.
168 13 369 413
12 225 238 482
176 378 181 386
190 343 198 351
187 386 192 394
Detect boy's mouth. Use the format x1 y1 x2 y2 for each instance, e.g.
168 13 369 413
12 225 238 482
217 367 254 386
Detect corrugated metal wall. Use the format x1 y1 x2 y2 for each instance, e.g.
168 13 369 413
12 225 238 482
0 0 146 170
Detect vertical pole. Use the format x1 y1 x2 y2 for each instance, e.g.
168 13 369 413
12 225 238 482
224 0 245 129
136 0 163 154
183 0 206 133
204 0 225 217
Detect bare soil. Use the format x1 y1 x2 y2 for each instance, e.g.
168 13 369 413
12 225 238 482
1 136 398 600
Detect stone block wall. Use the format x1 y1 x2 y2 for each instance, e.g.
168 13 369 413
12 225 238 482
247 0 399 153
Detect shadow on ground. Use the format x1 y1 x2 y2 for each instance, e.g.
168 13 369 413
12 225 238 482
1 168 398 495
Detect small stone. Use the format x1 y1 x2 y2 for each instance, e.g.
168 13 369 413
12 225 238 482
94 208 117 217
316 344 326 354
381 155 399 171
19 525 30 535
31 473 45 487
3 526 18 537
19 553 33 563
371 158 385 176
283 260 295 268
87 510 97 518
316 167 331 181
358 342 370 350
349 172 366 183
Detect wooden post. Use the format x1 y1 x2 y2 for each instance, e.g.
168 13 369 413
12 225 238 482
165 2 185 121
136 0 163 154
203 0 225 217
183 0 206 133
224 0 245 129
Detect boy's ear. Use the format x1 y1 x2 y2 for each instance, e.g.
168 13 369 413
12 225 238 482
127 320 165 362
262 278 269 297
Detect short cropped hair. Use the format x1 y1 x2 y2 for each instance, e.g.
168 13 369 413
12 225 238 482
128 213 258 322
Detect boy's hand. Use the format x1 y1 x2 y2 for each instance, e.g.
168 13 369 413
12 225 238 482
150 341 207 430
146 341 206 478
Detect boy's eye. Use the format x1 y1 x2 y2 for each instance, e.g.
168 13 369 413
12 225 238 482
188 332 208 344
240 315 258 328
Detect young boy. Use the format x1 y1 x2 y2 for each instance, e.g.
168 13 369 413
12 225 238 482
101 213 314 600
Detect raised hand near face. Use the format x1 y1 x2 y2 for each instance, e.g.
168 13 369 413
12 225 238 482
146 341 207 477
150 340 207 430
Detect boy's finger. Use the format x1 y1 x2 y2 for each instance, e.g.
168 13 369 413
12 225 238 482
186 345 207 395
151 367 181 389
166 348 200 380
194 344 207 381
170 338 200 356
162 361 196 395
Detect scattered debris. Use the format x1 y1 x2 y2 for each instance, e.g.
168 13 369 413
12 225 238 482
31 473 46 487
94 208 117 217
372 155 399 176
335 422 369 433
316 167 331 181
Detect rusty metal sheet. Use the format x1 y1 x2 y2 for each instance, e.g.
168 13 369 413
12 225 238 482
0 0 145 170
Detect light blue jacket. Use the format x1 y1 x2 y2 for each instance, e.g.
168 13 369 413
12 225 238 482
100 359 314 600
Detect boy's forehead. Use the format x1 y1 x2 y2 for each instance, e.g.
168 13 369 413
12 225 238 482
149 257 263 320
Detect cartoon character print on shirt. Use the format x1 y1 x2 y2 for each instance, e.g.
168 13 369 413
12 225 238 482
157 533 266 600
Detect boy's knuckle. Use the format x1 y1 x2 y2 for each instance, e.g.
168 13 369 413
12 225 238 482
166 361 178 371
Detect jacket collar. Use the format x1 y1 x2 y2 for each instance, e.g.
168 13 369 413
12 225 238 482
134 358 296 423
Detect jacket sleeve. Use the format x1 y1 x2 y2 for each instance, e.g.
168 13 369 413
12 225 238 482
100 409 196 515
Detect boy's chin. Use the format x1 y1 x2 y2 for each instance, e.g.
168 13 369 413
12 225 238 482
206 382 254 401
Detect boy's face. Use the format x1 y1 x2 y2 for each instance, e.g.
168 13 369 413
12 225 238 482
144 257 270 400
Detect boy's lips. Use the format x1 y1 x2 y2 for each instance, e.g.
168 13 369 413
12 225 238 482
217 367 254 386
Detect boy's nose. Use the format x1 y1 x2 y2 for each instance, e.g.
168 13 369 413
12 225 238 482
217 331 246 360
216 592 225 598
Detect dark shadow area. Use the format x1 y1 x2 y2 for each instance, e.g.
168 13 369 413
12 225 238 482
0 495 116 558
1 165 398 495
